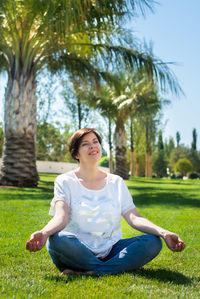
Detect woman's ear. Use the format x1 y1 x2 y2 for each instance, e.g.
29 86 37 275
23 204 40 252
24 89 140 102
75 153 79 161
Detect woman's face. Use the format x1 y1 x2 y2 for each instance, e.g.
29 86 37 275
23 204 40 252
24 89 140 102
76 132 102 163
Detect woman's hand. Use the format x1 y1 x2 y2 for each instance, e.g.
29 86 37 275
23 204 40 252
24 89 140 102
26 201 68 252
26 231 48 252
162 232 185 252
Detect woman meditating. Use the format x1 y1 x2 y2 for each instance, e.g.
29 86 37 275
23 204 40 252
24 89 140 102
26 128 185 275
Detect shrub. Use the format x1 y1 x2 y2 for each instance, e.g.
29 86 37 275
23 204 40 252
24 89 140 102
175 172 183 179
174 158 193 176
98 156 113 168
187 172 199 179
170 172 183 179
170 173 176 179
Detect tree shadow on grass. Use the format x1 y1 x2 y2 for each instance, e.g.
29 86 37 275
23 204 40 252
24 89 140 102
129 178 200 186
128 186 200 208
135 268 192 285
0 185 53 201
38 180 54 189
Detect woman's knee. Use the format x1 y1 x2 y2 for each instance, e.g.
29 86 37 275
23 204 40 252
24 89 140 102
146 235 162 256
47 232 76 253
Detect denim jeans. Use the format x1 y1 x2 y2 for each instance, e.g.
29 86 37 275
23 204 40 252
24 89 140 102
47 231 162 275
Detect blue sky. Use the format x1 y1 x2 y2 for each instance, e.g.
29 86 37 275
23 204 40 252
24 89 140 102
0 0 200 149
128 0 200 148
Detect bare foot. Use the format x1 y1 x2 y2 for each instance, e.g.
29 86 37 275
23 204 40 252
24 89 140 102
61 269 94 276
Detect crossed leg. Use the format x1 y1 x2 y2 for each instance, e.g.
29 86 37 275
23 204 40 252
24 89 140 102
47 232 162 275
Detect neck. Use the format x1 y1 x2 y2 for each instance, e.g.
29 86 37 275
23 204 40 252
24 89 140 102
77 162 100 180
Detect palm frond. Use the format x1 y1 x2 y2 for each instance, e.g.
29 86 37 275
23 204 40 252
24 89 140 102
46 51 120 88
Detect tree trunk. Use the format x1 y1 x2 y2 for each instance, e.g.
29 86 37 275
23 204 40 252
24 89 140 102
0 73 39 187
130 150 135 176
145 152 152 178
145 121 152 178
135 162 140 177
130 118 135 176
114 118 129 179
109 149 113 173
108 117 113 173
77 99 82 129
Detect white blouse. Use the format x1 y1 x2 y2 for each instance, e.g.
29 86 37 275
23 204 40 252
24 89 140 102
49 171 135 258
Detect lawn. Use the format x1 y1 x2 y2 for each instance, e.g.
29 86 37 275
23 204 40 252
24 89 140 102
0 174 199 298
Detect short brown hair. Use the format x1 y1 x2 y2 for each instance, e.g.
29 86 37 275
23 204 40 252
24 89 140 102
69 128 102 161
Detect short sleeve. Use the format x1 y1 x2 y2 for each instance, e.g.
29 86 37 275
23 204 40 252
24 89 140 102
119 178 135 216
49 177 70 216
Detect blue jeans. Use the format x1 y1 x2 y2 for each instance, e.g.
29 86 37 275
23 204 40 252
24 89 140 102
47 232 162 275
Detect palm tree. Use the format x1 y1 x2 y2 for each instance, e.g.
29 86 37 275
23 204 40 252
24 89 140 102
136 87 161 178
113 74 158 179
87 88 117 173
0 0 160 187
81 61 182 180
0 0 183 186
89 73 164 179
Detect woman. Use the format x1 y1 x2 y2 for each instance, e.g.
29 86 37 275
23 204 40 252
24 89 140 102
26 128 185 275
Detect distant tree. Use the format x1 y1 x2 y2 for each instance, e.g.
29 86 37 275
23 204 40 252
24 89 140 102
61 76 97 131
153 151 167 177
158 131 164 150
188 149 200 173
174 158 193 176
191 128 197 150
153 131 167 177
176 131 181 147
169 146 190 170
36 71 58 124
98 156 114 168
36 122 71 162
164 137 175 161
169 145 200 173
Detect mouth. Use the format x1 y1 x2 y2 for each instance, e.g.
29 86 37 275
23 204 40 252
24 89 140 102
89 151 98 156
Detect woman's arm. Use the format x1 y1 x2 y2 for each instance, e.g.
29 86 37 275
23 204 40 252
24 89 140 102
124 208 185 252
26 201 68 252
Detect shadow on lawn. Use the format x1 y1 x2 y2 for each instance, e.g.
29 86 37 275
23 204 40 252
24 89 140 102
128 188 200 208
129 178 200 186
0 186 53 201
45 268 192 286
38 180 54 189
136 268 192 285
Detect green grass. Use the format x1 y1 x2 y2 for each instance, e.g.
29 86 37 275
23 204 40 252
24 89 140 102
0 174 200 298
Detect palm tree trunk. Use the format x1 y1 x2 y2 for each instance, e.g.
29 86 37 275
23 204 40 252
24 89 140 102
135 161 140 177
108 117 113 173
145 152 152 178
130 150 135 176
130 118 135 176
114 118 129 179
145 121 152 178
0 73 39 187
109 149 113 173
